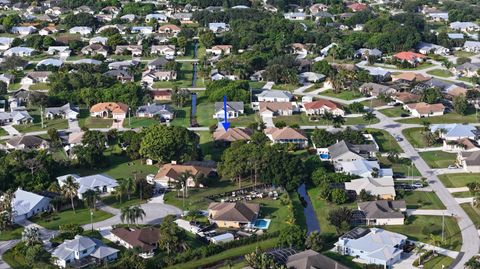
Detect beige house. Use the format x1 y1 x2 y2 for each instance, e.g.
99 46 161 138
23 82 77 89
154 162 215 188
208 202 260 228
345 177 396 200
404 102 445 118
457 151 480 172
358 200 406 226
264 127 308 148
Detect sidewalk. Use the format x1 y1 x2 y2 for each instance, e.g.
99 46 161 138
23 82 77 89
406 209 452 216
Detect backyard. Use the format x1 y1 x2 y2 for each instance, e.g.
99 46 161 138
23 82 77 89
438 173 479 188
419 151 457 168
397 109 480 124
426 69 453 78
273 113 379 127
378 106 408 118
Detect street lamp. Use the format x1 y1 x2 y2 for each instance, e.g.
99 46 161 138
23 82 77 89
90 210 94 231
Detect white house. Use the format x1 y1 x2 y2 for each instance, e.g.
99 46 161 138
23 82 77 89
450 21 480 32
47 46 71 57
52 235 119 268
151 45 176 56
213 102 244 119
45 103 79 120
208 22 229 33
11 26 37 35
21 71 51 85
283 12 306 20
257 90 293 103
11 189 51 223
463 41 480 53
131 26 153 35
4 47 35 57
345 177 396 200
0 37 14 50
89 36 108 45
145 13 167 23
57 174 118 199
336 159 393 178
336 227 407 268
69 26 92 36
404 102 445 118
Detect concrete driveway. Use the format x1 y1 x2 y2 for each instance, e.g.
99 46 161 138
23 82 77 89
0 240 19 269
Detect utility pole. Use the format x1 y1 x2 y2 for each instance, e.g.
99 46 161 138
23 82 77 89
128 107 131 128
90 210 94 231
441 212 445 242
40 106 44 129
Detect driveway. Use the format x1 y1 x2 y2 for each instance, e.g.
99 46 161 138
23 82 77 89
0 240 19 269
406 209 452 216
68 118 80 132
261 116 274 128
1 126 19 136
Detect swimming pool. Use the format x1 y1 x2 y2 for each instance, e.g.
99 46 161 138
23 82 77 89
253 219 271 229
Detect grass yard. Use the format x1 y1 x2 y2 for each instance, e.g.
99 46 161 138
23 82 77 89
273 113 379 127
123 117 159 129
152 63 205 88
419 151 457 168
3 248 56 269
79 117 113 129
323 252 363 269
320 90 363 101
403 191 446 209
197 131 224 161
248 81 266 89
402 127 441 148
0 128 7 136
13 118 68 133
366 128 403 153
454 51 478 58
461 203 480 228
399 61 434 70
102 195 143 209
378 156 421 177
426 69 453 78
195 102 217 127
423 255 454 269
438 173 480 188
384 215 462 251
31 207 113 230
397 109 480 124
0 225 23 241
379 106 408 118
170 106 191 127
360 98 388 108
29 83 49 91
452 191 473 198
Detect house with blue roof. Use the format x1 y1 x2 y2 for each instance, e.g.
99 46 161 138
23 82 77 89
431 124 479 151
145 13 168 23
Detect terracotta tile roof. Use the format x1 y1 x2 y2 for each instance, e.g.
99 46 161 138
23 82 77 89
303 99 339 110
393 92 420 103
347 3 368 11
393 51 426 62
265 127 307 141
159 24 181 31
155 163 214 180
151 90 171 96
208 202 260 222
406 102 445 114
392 72 430 82
111 227 159 252
213 128 252 142
90 102 128 114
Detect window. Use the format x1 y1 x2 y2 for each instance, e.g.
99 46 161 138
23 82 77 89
82 250 87 254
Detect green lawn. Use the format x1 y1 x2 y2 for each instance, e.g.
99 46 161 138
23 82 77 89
197 131 225 162
323 252 363 269
452 191 473 198
423 255 454 269
426 69 453 78
0 128 7 136
3 248 56 269
273 113 379 127
271 84 298 92
379 106 408 118
79 117 113 129
248 81 266 89
438 173 480 188
419 151 457 168
170 106 191 127
378 156 421 177
195 100 217 127
384 215 462 251
366 128 403 153
403 127 442 148
14 118 68 133
461 203 480 228
29 83 49 91
152 63 205 88
102 195 142 209
360 98 388 108
454 51 478 58
123 117 159 129
320 90 363 100
398 61 434 71
0 225 23 241
31 207 113 230
403 191 446 209
397 109 480 124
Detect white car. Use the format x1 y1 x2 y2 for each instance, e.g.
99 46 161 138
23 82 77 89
411 183 423 189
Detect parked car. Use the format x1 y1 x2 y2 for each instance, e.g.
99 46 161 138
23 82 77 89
448 165 457 169
411 183 423 189
395 136 403 142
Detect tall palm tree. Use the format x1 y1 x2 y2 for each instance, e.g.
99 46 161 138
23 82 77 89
131 206 146 225
332 116 345 128
428 234 441 254
322 111 333 126
122 178 136 201
362 111 376 125
82 190 99 211
120 206 134 227
178 171 192 198
114 183 127 204
120 206 146 227
61 176 79 214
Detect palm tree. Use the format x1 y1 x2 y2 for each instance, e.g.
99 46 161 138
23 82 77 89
322 111 333 126
82 190 99 211
178 171 192 198
47 182 60 193
428 234 441 254
114 183 127 204
122 177 136 201
120 206 146 227
22 227 41 246
120 206 134 227
362 111 376 125
61 176 79 214
131 206 146 225
332 115 345 128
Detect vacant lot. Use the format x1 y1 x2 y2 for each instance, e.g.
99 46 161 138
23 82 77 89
403 127 442 148
379 106 408 118
403 191 446 209
366 128 403 153
419 151 457 168
320 90 363 100
438 173 480 188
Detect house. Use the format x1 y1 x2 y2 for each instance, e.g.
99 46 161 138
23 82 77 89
115 45 142 56
171 13 193 23
323 140 377 163
210 233 234 244
69 26 92 36
309 3 329 14
72 59 102 65
74 5 93 14
110 227 159 258
154 162 216 188
39 26 58 36
4 47 35 57
448 33 464 40
393 51 426 65
36 58 63 68
264 127 308 148
450 21 480 32
0 73 14 86
427 12 448 21
11 188 51 223
147 57 169 70
142 70 177 84
417 42 450 55
81 43 108 57
404 102 445 118
21 71 51 84
52 235 119 268
345 177 396 199
347 3 368 12
445 85 468 98
354 48 382 59
47 46 71 57
392 92 420 104
208 22 229 33
90 102 128 120
303 99 344 116
11 26 37 35
430 124 477 141
259 102 295 117
452 62 480 78
208 202 260 228
213 128 252 143
335 227 407 267
299 72 325 83
312 11 333 21
136 103 174 120
158 24 181 36
391 72 430 83
6 136 49 150
151 90 172 101
89 36 108 45
458 151 480 172
206 45 233 56
57 174 118 199
108 60 139 70
357 200 406 226
151 45 176 56
0 37 14 50
145 13 167 23
359 83 396 97
213 101 244 119
283 12 306 20
45 103 79 120
336 159 393 178
463 41 480 53
104 70 134 83
283 249 349 269
257 90 293 102
131 26 153 35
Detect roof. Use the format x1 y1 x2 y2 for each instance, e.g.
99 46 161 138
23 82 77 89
265 127 307 141
406 102 445 114
45 103 79 115
327 140 376 159
303 99 339 110
12 189 50 216
208 202 260 222
257 90 293 100
450 21 479 30
358 200 405 219
348 3 368 11
7 135 46 148
392 72 430 82
259 102 293 113
214 101 244 113
393 51 426 61
393 92 420 103
58 174 117 195
345 177 395 196
285 249 349 269
90 102 128 114
53 235 97 260
338 159 393 178
159 24 181 31
430 124 477 139
137 104 173 115
111 227 159 252
213 128 252 142
90 245 119 259
155 163 214 180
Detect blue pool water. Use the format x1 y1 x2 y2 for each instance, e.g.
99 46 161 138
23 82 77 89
253 219 271 229
319 153 329 160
